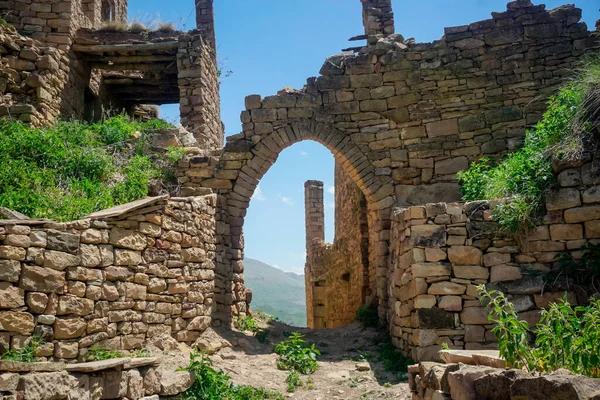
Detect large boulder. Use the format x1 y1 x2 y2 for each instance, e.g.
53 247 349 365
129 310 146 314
510 374 600 400
17 371 79 400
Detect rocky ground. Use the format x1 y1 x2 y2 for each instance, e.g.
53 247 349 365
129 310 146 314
206 319 412 400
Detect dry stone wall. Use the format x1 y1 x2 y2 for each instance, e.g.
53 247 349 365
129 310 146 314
177 1 599 327
0 195 217 362
389 145 600 361
305 165 370 329
0 25 92 125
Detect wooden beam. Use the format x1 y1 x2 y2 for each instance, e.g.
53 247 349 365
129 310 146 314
73 41 179 54
89 62 176 72
81 55 176 63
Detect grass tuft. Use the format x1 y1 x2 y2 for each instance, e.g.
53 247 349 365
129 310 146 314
99 21 129 32
458 55 600 233
156 22 176 32
128 21 147 33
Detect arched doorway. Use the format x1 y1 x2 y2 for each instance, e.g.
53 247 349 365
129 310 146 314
210 117 395 329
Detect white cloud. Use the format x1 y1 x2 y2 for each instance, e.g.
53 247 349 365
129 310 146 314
327 185 335 195
252 185 266 201
300 151 309 157
278 193 294 206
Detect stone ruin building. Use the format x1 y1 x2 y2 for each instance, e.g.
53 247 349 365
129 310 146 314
1 0 600 393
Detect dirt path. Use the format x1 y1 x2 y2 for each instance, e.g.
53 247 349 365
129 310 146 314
210 320 412 399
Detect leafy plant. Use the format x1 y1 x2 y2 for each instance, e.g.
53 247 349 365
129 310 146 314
166 146 187 164
237 315 260 333
87 347 124 361
274 332 320 375
478 286 536 371
285 370 303 393
180 348 284 400
459 56 600 233
478 285 600 377
131 348 152 358
0 336 42 362
355 305 379 328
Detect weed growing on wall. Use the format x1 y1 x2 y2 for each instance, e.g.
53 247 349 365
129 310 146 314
0 115 175 221
458 56 600 233
180 348 284 400
0 336 42 362
87 347 124 361
479 285 600 377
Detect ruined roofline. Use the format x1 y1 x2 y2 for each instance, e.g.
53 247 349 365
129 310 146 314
237 0 597 113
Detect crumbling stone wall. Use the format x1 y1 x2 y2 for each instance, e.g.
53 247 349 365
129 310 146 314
389 144 600 361
0 195 217 362
0 25 92 125
0 0 124 43
177 1 599 327
305 165 370 329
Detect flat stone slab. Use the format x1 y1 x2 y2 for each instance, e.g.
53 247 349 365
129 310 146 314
439 350 504 367
124 357 160 369
85 195 168 220
0 361 65 372
64 359 125 373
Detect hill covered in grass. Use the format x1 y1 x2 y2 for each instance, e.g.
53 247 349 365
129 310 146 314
243 258 306 327
0 115 176 221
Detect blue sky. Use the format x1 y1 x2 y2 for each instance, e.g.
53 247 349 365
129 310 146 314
128 0 599 274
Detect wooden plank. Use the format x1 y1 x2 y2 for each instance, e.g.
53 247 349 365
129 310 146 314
90 62 175 72
81 55 176 63
86 195 169 220
72 41 179 54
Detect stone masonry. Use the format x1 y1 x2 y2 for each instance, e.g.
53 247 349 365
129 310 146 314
177 1 599 327
2 0 600 364
0 0 222 147
0 195 218 361
388 145 600 361
305 165 370 329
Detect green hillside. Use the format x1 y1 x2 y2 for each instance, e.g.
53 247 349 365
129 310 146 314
244 258 307 327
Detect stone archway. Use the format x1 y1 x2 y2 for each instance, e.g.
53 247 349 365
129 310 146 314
218 117 395 326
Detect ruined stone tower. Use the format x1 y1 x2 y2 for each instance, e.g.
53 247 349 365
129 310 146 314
0 0 223 148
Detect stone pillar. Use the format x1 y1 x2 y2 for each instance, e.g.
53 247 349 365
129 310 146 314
195 0 216 51
361 0 395 37
177 30 223 149
304 180 325 248
304 180 325 329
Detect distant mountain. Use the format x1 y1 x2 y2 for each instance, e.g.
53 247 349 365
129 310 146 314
244 258 307 327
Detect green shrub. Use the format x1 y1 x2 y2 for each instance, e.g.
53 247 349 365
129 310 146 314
180 348 284 400
237 315 260 333
355 305 379 328
479 285 600 377
274 332 319 375
87 347 124 361
0 336 42 362
458 56 600 233
0 115 173 221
